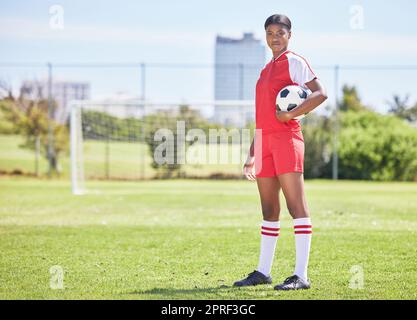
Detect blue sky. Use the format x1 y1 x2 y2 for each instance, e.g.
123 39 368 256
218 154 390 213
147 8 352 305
1 0 417 112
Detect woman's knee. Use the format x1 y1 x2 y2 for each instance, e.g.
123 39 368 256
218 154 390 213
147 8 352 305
286 203 309 218
261 207 280 221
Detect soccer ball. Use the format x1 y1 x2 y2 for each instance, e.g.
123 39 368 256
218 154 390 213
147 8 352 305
276 85 309 120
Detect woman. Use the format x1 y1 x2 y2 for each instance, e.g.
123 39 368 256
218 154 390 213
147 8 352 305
233 14 327 290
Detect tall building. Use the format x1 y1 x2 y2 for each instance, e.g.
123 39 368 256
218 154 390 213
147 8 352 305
214 32 265 126
21 80 90 124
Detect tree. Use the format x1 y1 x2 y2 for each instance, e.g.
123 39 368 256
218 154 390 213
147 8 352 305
0 80 68 176
339 85 368 112
0 100 19 134
0 79 14 100
387 94 417 123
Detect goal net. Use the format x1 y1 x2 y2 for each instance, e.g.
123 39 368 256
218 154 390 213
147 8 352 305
69 100 256 195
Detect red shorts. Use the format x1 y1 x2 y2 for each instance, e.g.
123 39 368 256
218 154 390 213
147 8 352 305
254 130 304 177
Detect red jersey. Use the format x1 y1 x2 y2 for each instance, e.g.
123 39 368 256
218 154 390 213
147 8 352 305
255 50 317 132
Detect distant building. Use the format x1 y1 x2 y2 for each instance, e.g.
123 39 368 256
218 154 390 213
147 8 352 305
21 80 90 124
214 32 265 126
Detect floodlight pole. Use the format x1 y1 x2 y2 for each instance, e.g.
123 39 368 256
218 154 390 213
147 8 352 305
332 65 340 180
140 62 146 180
141 62 146 101
105 105 110 180
47 62 54 177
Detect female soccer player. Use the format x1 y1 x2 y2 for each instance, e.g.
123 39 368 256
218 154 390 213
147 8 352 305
233 14 327 290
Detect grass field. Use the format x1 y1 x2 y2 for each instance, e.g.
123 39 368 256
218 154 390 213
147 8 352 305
0 177 416 300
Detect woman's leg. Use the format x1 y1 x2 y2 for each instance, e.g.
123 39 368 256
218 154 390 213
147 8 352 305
277 172 309 219
256 177 281 221
233 177 281 286
277 172 312 287
255 177 281 277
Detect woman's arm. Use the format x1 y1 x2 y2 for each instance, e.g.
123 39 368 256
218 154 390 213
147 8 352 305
276 78 328 122
247 138 255 158
243 138 256 181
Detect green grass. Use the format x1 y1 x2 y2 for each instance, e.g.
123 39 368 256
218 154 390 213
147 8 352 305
0 177 416 299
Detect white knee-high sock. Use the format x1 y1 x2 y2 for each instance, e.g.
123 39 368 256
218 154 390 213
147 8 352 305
293 217 312 281
257 220 280 277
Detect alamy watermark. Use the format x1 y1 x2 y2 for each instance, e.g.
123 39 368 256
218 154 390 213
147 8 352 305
152 122 261 167
49 5 64 30
349 4 365 30
349 264 364 289
49 265 64 290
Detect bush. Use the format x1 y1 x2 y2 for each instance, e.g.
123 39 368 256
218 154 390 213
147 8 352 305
338 111 417 181
302 114 332 179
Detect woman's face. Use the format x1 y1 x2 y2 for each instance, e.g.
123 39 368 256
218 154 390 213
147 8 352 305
266 23 291 55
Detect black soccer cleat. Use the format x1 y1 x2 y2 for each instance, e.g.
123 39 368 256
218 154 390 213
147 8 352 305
233 270 272 287
273 275 311 291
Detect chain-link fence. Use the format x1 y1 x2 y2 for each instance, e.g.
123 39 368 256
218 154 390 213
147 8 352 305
1 62 416 183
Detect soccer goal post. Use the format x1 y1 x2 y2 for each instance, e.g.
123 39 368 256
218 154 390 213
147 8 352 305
69 99 255 195
70 101 85 195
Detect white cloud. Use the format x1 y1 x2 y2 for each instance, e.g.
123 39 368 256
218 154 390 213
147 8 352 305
1 17 417 60
0 17 214 47
292 31 417 57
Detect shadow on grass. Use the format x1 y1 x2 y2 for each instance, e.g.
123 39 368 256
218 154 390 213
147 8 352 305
127 285 231 295
123 285 280 299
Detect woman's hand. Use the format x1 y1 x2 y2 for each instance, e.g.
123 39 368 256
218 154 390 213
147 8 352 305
276 110 293 122
243 156 256 181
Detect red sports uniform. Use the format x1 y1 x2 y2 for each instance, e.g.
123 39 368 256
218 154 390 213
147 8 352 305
254 50 317 177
